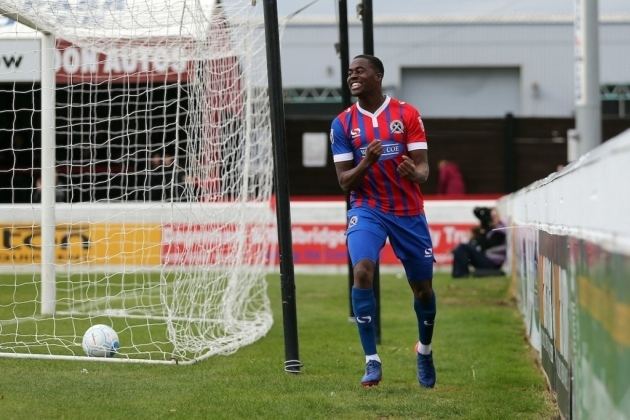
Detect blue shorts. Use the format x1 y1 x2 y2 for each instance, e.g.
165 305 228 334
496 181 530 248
346 207 434 281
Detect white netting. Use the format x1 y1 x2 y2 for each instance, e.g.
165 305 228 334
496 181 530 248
0 0 276 363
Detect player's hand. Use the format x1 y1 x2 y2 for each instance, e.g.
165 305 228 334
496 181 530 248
364 140 382 164
397 155 418 181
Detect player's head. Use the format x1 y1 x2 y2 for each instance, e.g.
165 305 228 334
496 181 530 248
348 54 384 98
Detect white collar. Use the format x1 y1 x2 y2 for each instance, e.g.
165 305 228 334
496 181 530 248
356 95 390 120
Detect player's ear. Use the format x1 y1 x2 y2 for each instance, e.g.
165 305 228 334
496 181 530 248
376 73 383 80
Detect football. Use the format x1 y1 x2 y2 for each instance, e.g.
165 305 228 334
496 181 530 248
82 324 120 357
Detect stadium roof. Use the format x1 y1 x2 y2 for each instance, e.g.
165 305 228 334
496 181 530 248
278 0 630 22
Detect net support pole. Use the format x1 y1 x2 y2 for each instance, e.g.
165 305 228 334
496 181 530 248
361 0 374 56
40 32 57 315
337 0 355 323
262 0 301 373
574 0 601 156
338 0 351 111
358 0 380 344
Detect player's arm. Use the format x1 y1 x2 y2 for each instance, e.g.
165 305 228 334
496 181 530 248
397 149 429 184
398 104 429 184
335 140 382 193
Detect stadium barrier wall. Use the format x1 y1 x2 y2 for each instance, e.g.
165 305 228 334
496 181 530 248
498 129 630 419
0 198 496 273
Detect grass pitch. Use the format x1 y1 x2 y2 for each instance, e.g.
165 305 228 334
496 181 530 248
0 273 557 419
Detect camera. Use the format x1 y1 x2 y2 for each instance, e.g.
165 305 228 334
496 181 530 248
473 207 493 230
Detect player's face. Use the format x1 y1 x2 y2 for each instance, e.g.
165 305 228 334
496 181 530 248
347 58 382 97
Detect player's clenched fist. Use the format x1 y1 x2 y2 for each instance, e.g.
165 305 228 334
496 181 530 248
397 155 417 179
365 139 382 164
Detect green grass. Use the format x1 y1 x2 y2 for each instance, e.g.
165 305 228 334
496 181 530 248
0 273 176 358
0 273 557 419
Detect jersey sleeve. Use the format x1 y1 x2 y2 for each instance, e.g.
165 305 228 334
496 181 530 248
330 117 354 162
404 105 427 152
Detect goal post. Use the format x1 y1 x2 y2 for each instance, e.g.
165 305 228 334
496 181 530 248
262 0 301 373
0 0 287 365
0 9 58 317
40 31 56 316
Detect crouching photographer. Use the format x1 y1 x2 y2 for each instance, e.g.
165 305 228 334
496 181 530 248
451 207 506 278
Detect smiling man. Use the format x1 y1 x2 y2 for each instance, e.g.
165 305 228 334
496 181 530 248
330 55 437 388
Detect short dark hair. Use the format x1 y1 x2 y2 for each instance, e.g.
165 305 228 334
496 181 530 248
353 54 384 76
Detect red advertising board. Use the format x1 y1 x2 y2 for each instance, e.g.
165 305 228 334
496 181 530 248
288 223 473 267
161 222 474 268
55 40 191 84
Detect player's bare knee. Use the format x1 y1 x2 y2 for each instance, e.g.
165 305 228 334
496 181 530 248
410 280 433 301
417 288 434 303
353 260 375 288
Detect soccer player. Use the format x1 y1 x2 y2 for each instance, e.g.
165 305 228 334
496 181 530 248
330 55 437 388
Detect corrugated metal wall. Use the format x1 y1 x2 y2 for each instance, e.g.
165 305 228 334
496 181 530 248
280 18 630 118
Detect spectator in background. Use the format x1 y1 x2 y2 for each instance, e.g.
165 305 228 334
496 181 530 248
437 159 465 195
451 207 506 278
32 173 68 203
143 151 185 201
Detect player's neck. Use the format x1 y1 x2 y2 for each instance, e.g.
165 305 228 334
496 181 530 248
358 92 386 114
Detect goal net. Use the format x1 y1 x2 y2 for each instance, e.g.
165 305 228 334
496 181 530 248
0 0 277 364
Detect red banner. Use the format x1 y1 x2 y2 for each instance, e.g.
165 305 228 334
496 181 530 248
161 222 474 268
55 40 191 84
288 223 473 266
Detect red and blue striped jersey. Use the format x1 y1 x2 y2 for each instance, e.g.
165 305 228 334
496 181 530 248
330 96 428 216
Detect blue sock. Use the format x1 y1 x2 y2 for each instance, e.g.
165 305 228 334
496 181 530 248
414 292 436 345
351 287 377 356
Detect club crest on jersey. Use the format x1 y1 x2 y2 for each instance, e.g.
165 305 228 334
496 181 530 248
348 215 358 228
390 120 404 134
350 128 361 138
